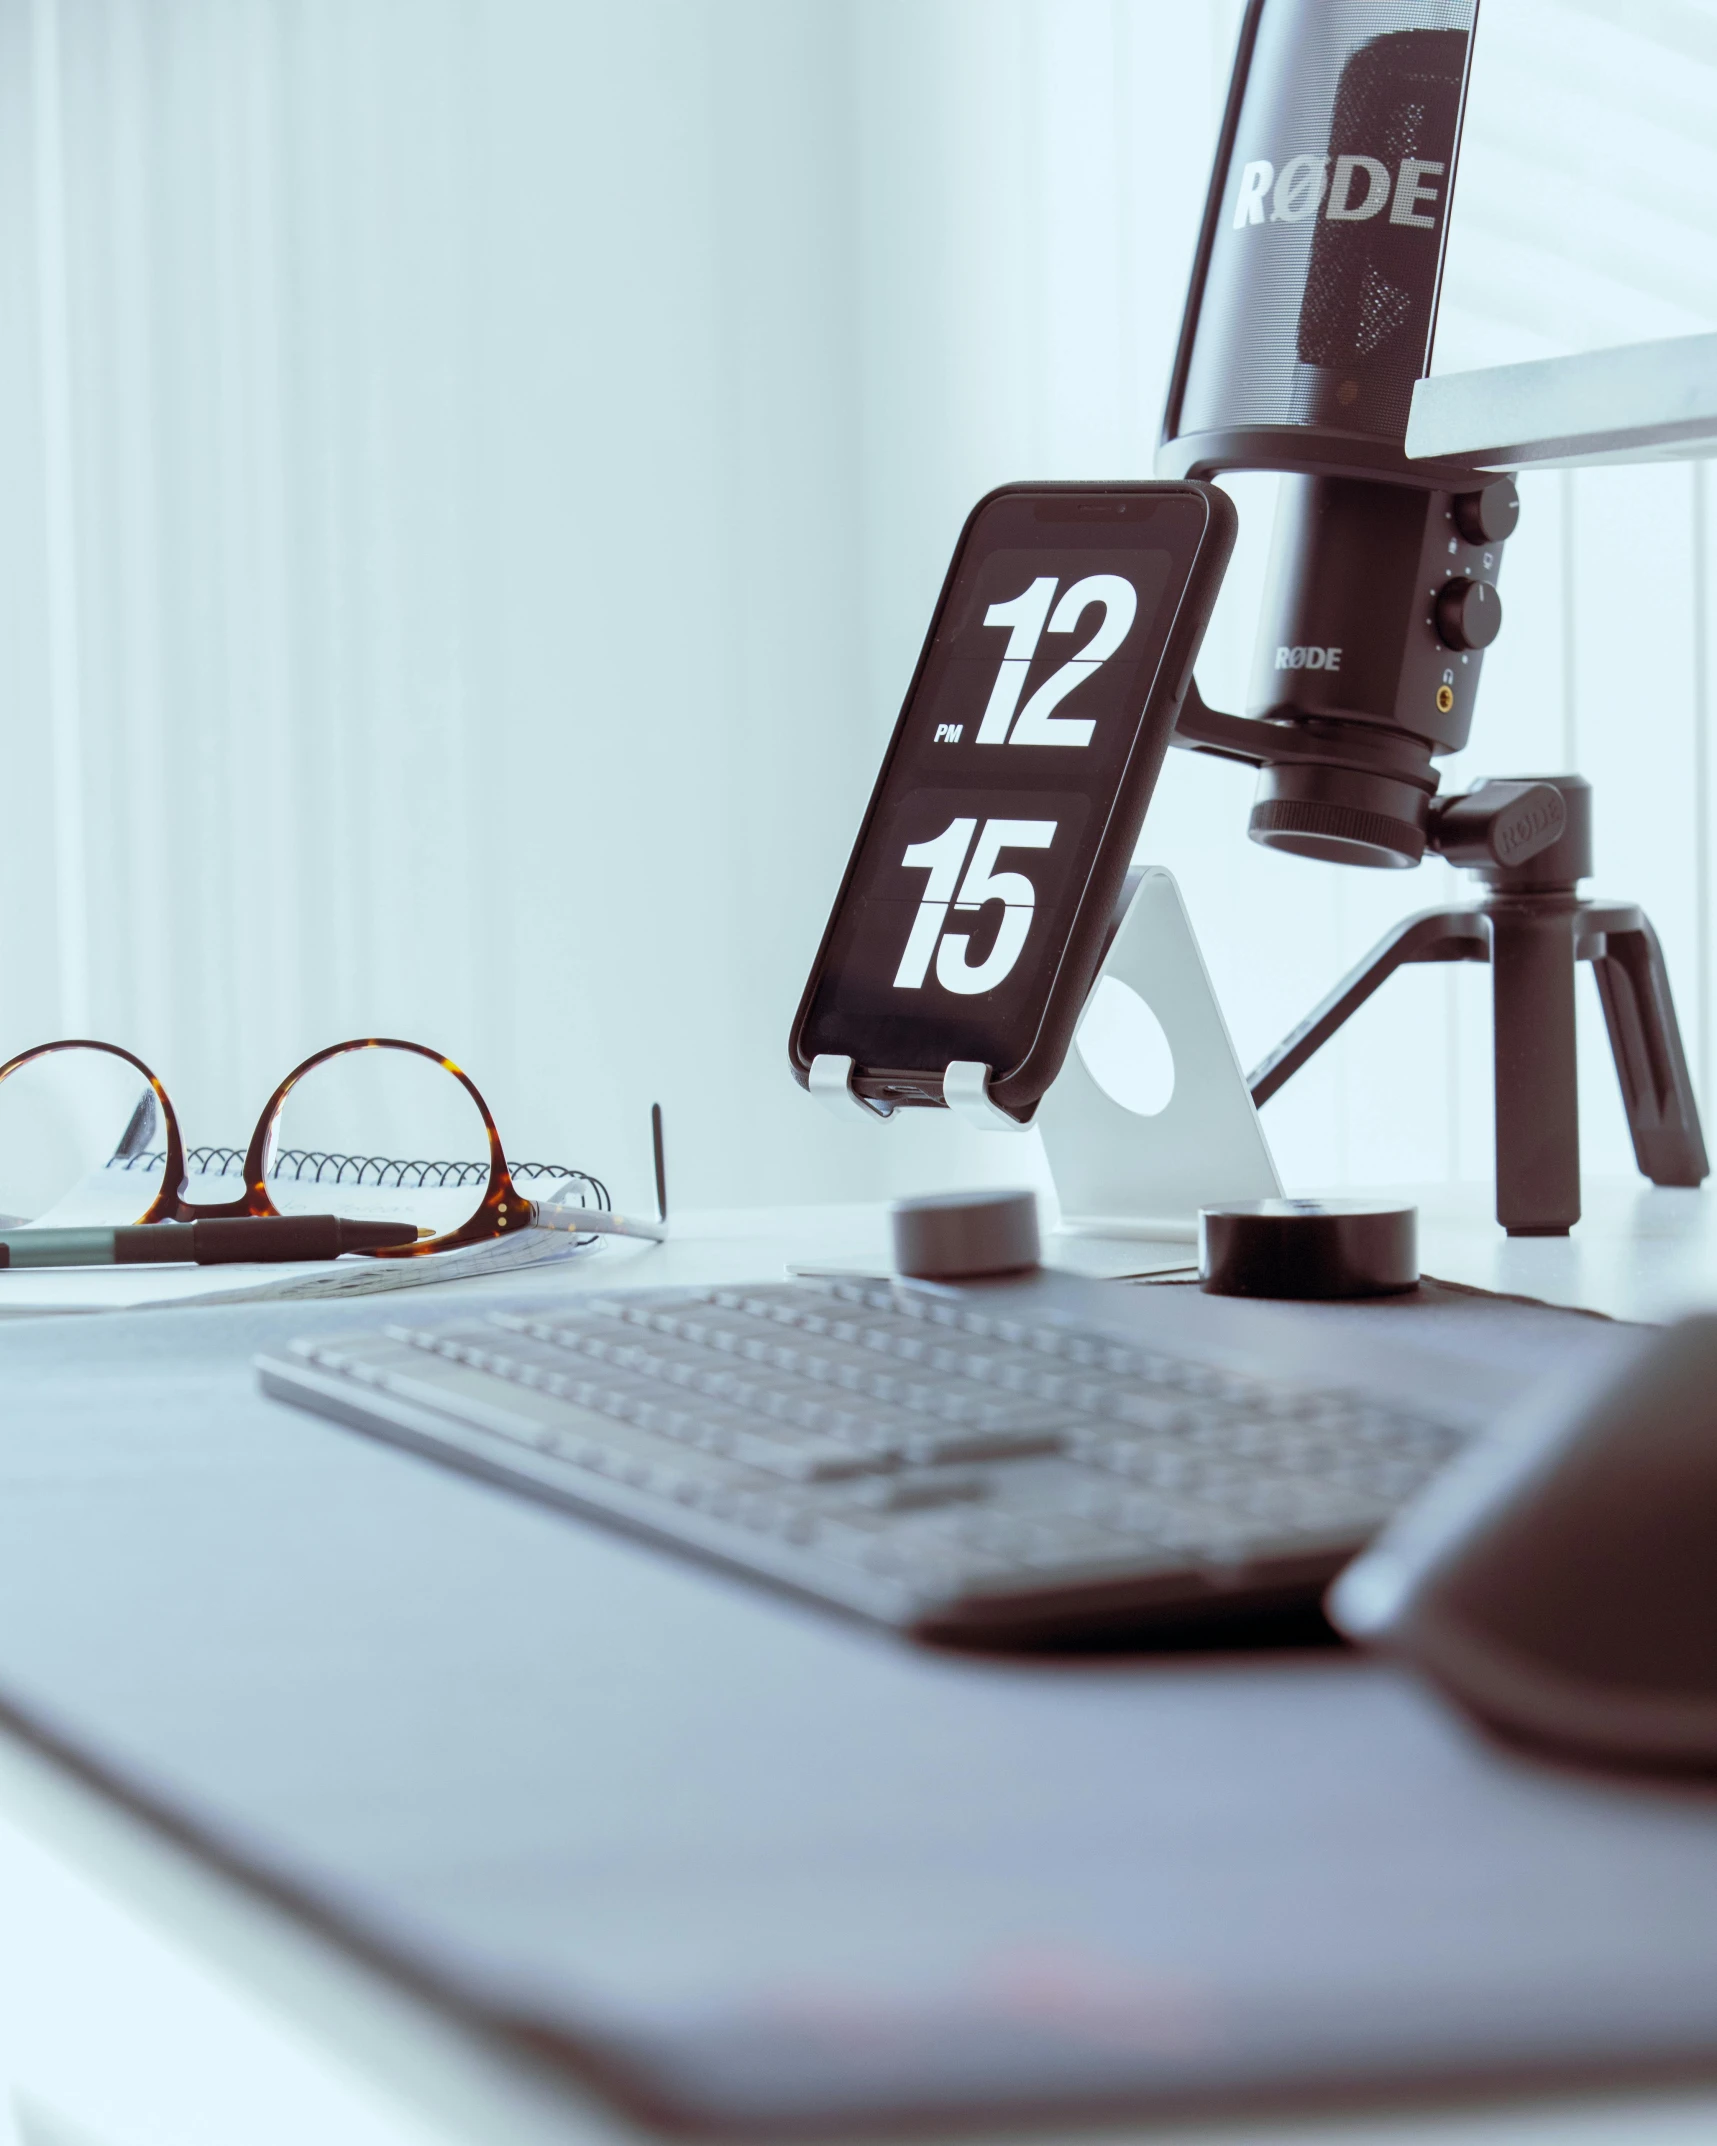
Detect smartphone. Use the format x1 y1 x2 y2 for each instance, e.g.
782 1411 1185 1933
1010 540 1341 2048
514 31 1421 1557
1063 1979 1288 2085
789 480 1235 1122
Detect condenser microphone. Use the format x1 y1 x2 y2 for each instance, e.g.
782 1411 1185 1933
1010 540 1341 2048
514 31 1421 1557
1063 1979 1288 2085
1159 0 1518 869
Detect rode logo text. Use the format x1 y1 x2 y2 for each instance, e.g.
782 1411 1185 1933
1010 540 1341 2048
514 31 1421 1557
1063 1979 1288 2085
1276 645 1342 672
1232 155 1444 231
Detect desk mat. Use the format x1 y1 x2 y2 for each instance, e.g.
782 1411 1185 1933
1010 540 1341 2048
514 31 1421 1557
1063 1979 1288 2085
0 1273 1712 2135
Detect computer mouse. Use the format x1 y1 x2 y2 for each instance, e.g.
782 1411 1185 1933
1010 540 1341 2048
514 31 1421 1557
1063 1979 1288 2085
1329 1314 1717 1771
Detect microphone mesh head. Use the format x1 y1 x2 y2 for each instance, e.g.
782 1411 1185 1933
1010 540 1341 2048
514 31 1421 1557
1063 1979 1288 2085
1297 31 1466 390
1170 0 1474 466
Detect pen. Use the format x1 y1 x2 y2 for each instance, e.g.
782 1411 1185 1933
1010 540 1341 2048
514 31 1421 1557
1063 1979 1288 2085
0 1216 423 1269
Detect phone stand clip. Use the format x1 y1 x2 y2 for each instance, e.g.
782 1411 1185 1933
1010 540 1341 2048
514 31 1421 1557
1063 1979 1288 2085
807 1055 894 1121
942 1060 1028 1133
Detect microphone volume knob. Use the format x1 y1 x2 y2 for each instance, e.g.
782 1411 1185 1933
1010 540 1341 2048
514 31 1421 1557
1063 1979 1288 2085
1452 479 1519 545
1434 577 1502 652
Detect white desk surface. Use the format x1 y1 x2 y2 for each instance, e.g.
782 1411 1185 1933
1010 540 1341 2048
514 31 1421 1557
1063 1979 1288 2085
3 1185 1716 2146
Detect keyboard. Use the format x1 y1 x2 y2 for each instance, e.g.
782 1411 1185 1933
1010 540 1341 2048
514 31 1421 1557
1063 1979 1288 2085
257 1277 1467 1643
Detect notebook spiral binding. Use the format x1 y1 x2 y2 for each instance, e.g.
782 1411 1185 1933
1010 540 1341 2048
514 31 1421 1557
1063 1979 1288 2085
117 1146 611 1210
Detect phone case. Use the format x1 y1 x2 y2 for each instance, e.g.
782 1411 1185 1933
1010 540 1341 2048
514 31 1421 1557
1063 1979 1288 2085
788 479 1237 1123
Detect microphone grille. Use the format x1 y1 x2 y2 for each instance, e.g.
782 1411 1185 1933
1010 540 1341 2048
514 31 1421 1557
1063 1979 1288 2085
1296 28 1467 392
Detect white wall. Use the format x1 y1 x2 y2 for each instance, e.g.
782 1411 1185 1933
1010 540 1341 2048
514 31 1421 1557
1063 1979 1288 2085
1 0 1712 1217
0 0 883 1211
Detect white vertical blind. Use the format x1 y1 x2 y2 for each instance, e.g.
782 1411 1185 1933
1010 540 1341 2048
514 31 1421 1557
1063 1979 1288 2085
1 0 1711 1215
1435 0 1717 371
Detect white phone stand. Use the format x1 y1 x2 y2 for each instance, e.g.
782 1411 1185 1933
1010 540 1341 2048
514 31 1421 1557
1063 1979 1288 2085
1035 866 1281 1241
806 868 1280 1242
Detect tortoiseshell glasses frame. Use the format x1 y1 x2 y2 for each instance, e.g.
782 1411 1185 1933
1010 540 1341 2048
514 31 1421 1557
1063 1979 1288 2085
0 1035 540 1256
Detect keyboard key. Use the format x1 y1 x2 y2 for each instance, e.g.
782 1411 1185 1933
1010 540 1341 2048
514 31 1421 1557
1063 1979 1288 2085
853 1471 988 1512
902 1422 1064 1465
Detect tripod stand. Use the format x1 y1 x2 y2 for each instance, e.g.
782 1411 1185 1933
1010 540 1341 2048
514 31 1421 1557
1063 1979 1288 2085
1241 775 1707 1235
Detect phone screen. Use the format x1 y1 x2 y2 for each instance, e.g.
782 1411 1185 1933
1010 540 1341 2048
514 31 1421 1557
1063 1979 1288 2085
796 487 1213 1093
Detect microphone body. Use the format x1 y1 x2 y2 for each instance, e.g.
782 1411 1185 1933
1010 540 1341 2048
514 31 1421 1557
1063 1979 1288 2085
1160 0 1511 869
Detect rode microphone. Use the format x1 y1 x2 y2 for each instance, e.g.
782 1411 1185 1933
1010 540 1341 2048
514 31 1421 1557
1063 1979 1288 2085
1159 0 1517 869
1152 0 1708 1238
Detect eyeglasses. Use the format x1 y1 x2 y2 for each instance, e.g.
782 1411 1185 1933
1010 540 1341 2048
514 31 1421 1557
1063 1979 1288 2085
0 1035 664 1255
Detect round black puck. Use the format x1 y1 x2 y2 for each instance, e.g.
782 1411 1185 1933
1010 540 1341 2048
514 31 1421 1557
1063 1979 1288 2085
1199 1199 1418 1300
892 1189 1040 1281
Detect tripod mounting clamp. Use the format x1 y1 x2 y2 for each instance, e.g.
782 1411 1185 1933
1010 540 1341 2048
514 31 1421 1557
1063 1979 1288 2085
1170 684 1583 884
1427 780 1568 876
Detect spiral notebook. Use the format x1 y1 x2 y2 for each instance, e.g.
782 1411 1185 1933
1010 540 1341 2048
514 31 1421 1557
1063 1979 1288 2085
0 1148 616 1317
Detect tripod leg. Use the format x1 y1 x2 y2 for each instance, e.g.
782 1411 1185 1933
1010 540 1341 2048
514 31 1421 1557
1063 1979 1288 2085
1489 906 1580 1235
1589 917 1709 1187
1248 908 1487 1106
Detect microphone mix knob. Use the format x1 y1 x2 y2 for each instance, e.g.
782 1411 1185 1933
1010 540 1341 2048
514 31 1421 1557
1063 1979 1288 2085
1434 577 1502 652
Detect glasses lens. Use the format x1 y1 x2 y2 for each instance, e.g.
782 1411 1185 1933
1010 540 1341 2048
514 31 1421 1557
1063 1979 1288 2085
0 1045 171 1227
261 1044 496 1240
